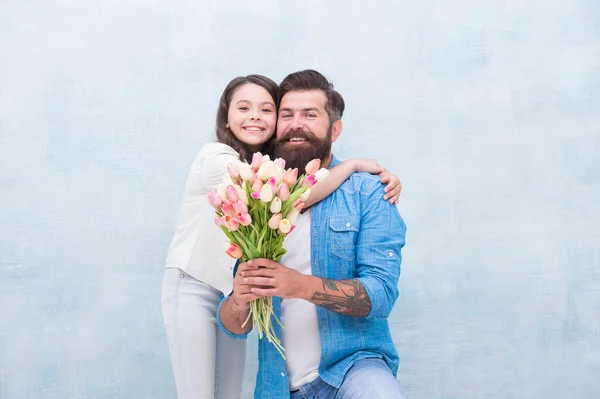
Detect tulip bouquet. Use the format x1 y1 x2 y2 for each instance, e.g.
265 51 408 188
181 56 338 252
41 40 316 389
208 152 329 358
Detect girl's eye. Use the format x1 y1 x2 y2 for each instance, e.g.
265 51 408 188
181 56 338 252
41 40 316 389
262 109 273 113
239 107 249 111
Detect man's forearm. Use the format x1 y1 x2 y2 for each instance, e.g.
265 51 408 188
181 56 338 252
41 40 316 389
302 276 371 317
219 297 253 335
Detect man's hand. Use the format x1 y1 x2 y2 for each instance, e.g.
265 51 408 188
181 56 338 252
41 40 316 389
239 258 314 300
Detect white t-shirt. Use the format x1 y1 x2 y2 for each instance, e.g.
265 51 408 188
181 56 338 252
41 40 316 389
164 142 240 294
280 210 322 390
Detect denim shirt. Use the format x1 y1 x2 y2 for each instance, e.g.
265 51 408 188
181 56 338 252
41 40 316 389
217 155 407 399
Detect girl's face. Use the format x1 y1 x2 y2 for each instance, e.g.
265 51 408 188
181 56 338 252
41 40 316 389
227 83 277 152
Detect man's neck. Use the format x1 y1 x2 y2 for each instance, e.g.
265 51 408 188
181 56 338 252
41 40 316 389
321 153 333 169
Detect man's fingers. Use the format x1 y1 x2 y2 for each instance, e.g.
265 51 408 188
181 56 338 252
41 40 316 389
250 287 277 296
241 268 276 277
243 277 275 287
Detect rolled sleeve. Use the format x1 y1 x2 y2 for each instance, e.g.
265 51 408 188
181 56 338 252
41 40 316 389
355 182 407 320
216 294 250 339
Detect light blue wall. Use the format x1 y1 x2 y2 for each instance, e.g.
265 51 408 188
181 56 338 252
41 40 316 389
1 1 598 398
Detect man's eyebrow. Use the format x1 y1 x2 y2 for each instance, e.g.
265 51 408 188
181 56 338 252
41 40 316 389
279 107 320 112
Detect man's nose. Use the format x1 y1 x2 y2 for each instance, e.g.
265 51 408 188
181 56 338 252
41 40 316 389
289 114 303 129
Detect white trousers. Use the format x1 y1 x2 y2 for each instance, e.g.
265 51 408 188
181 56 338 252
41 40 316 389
161 268 246 399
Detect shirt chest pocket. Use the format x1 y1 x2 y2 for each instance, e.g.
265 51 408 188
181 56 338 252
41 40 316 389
329 215 360 261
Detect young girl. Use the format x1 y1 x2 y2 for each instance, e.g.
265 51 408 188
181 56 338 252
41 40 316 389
161 75 401 399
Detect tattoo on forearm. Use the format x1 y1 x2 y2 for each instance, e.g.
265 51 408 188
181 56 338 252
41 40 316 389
311 279 371 317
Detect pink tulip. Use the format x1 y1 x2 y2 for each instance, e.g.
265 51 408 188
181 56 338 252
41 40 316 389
252 179 263 193
236 186 248 205
267 177 277 194
251 152 263 171
208 191 222 210
222 215 239 231
226 243 243 259
268 213 282 229
227 163 240 179
274 158 286 170
303 175 317 187
283 168 298 186
251 192 261 199
277 183 290 201
305 159 321 175
226 185 239 203
235 200 248 214
221 201 237 217
238 212 252 226
214 215 222 227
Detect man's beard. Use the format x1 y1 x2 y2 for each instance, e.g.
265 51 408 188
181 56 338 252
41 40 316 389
271 127 332 171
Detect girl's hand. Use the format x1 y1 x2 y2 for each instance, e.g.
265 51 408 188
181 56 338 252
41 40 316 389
379 169 402 204
352 159 402 204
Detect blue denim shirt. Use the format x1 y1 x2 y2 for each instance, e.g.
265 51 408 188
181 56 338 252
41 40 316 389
217 155 407 399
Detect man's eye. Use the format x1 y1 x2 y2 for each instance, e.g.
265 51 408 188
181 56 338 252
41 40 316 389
306 113 316 118
281 114 292 118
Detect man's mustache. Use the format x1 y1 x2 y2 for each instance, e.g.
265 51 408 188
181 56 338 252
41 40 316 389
278 129 318 143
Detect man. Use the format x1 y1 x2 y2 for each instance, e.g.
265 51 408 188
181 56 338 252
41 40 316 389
217 70 407 399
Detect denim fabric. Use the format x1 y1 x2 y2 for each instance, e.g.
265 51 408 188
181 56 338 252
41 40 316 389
290 358 407 399
217 155 407 399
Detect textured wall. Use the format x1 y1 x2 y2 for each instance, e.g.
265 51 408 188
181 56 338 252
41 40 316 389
1 1 599 398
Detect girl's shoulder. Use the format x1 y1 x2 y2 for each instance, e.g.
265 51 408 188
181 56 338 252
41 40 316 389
197 141 240 158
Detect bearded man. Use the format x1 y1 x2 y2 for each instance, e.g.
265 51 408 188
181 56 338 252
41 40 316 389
218 70 408 399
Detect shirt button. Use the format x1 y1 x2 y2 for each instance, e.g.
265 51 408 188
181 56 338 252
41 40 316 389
281 372 285 377
388 251 394 257
346 222 351 227
180 273 185 278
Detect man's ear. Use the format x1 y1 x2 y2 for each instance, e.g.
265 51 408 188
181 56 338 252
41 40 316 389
331 120 343 142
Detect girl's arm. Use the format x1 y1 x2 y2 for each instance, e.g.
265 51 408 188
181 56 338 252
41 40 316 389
304 159 402 207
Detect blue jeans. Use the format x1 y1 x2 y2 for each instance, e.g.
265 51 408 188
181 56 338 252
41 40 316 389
290 358 407 399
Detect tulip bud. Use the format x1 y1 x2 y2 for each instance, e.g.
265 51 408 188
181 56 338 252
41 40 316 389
214 215 222 227
262 154 270 162
257 161 276 181
299 188 311 202
217 183 227 200
268 213 282 229
274 158 286 170
314 168 329 183
283 168 298 186
238 212 252 226
286 209 299 224
236 186 248 205
305 159 321 175
252 179 264 193
236 200 248 214
267 176 277 194
222 215 239 231
221 201 237 217
278 219 292 234
227 163 240 179
303 175 317 187
251 152 263 170
226 185 239 203
270 197 282 213
260 184 273 202
226 243 243 259
277 183 290 201
208 191 222 210
238 163 254 182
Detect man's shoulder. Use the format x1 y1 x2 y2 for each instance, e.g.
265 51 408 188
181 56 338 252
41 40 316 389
337 171 382 197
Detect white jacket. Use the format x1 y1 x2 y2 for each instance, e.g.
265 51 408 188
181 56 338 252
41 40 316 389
164 142 241 294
